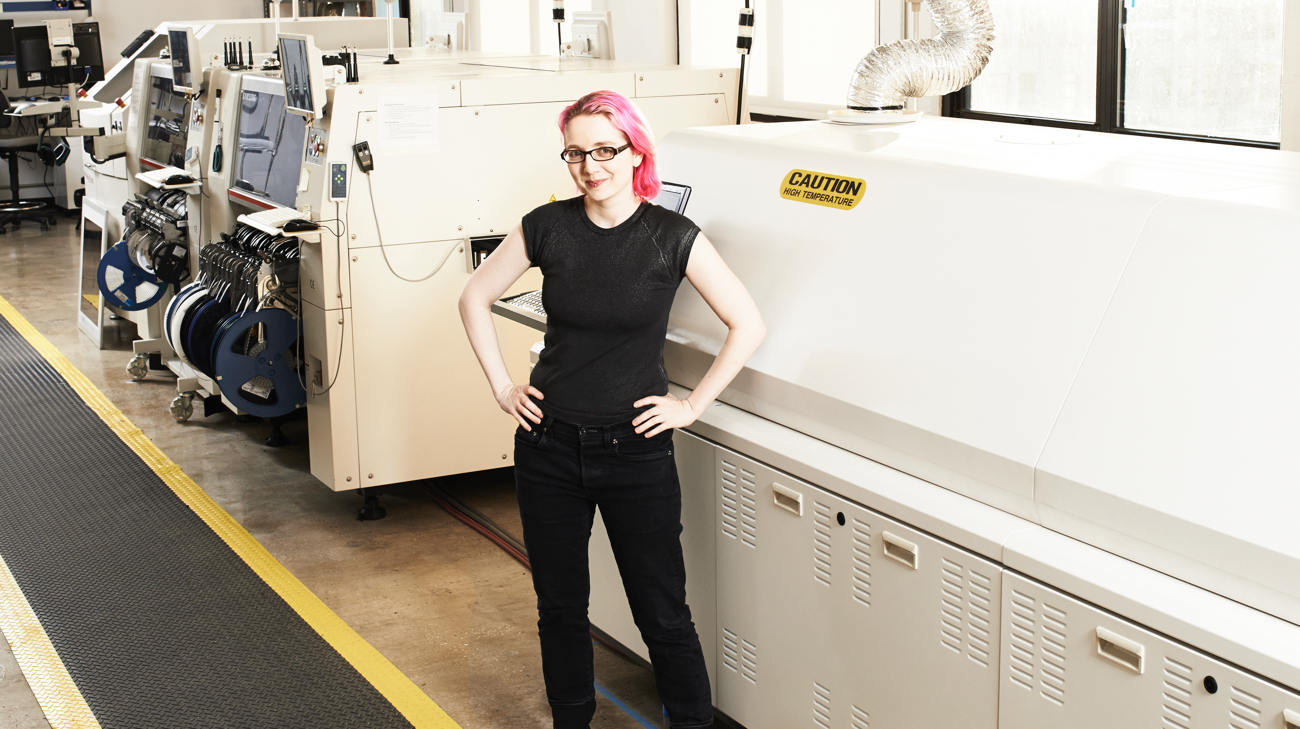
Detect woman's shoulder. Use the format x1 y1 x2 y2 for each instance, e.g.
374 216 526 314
641 201 699 236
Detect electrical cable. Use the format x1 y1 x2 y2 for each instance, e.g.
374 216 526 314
364 172 458 283
424 479 528 556
422 481 531 567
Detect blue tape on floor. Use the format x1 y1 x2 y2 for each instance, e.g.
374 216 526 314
594 681 659 729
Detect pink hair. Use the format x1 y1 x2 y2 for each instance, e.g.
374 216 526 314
558 90 661 200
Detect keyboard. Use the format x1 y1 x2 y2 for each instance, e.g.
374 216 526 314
491 289 546 332
237 207 306 236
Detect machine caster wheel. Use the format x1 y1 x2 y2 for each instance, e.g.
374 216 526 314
126 353 149 381
357 489 387 521
1 227 8 234
169 393 195 422
47 217 56 226
39 224 47 232
265 422 289 448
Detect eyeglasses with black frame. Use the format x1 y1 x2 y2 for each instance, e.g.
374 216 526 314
560 143 631 164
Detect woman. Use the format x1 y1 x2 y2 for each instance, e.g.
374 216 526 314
459 90 765 729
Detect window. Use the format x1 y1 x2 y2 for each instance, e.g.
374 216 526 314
950 0 1285 147
680 0 876 118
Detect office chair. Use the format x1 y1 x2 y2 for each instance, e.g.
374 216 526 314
0 95 57 233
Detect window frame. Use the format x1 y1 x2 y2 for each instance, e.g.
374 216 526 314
942 0 1281 150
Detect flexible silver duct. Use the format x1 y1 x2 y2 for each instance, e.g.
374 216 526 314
846 0 995 112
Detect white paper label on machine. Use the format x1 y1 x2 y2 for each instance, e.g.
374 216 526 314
377 95 439 152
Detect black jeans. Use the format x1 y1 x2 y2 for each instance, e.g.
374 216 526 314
514 415 713 729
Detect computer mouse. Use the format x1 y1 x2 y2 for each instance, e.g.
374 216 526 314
281 219 319 232
165 174 195 185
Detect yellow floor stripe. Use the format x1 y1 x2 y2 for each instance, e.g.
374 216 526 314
0 294 459 729
0 555 101 729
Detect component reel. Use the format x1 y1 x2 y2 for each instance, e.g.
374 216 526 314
213 307 305 418
96 240 167 311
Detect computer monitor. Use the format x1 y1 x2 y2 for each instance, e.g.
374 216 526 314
0 20 15 59
653 182 691 214
71 22 105 86
570 11 615 60
166 25 200 95
230 75 308 209
277 33 326 120
13 24 56 88
140 62 191 169
12 22 103 89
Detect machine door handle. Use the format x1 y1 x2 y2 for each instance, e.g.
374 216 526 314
771 482 802 516
882 531 918 569
1096 626 1145 674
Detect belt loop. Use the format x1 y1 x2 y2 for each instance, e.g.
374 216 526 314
602 424 613 450
540 415 552 438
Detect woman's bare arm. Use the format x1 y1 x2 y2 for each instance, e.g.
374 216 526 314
458 223 546 430
633 233 766 436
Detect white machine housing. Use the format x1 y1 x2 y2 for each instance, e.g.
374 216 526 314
588 118 1300 729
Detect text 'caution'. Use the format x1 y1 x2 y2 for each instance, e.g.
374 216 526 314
779 169 865 210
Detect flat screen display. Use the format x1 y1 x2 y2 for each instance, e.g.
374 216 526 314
71 22 104 86
279 38 314 116
14 24 57 88
168 29 194 92
232 85 307 208
653 182 692 214
0 20 15 58
142 71 190 168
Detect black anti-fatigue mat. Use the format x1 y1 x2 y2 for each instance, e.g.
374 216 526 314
0 314 415 729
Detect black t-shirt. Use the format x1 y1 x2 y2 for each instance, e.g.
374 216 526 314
522 196 699 425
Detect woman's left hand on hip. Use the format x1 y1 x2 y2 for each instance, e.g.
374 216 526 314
632 393 699 437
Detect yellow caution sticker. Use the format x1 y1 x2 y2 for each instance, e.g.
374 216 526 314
549 195 557 202
779 169 865 210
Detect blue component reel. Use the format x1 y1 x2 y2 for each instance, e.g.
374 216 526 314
96 241 167 311
212 307 305 418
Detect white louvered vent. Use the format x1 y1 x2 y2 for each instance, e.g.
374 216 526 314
1229 685 1263 729
723 627 740 673
813 501 833 587
813 682 831 728
722 628 757 683
741 636 758 683
851 705 870 729
1007 589 1067 705
851 517 871 607
1039 600 1067 705
720 461 740 541
717 460 738 540
1162 657 1193 729
739 468 758 548
939 558 993 668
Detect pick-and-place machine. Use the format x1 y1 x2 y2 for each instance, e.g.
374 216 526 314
106 27 739 495
579 120 1300 728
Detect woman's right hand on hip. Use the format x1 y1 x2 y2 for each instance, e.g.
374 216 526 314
496 383 545 430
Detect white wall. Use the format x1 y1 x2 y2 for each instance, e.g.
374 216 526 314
89 0 264 67
1282 0 1300 151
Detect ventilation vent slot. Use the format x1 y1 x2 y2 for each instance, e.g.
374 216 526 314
741 636 757 684
722 628 757 684
851 517 871 607
1162 657 1192 729
720 461 739 541
1039 601 1067 703
851 705 870 729
1229 685 1262 729
813 682 831 728
939 558 992 668
1007 590 1037 692
813 501 833 587
723 628 739 673
739 468 758 548
1007 589 1066 705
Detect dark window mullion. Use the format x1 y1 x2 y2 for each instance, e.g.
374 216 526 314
1097 0 1122 133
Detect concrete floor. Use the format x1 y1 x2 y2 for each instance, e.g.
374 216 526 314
0 216 673 728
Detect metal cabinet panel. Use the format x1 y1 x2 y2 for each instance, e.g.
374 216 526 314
588 429 717 700
999 573 1300 729
715 446 1002 729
